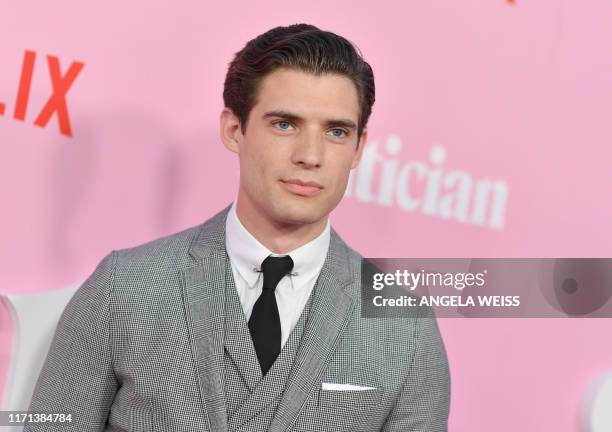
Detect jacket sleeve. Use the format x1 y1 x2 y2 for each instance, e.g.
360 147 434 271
24 251 119 431
381 308 451 432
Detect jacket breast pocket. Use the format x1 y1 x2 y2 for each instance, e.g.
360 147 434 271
318 387 382 408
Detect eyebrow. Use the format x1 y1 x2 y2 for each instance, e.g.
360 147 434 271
262 110 357 131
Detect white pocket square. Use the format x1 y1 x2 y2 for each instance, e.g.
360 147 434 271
321 382 376 391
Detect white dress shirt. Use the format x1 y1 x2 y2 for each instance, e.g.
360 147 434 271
225 200 330 348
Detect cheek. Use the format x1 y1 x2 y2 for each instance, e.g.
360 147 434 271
328 152 356 186
240 137 281 182
240 137 266 171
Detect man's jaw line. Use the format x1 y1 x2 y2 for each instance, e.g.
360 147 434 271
235 190 329 254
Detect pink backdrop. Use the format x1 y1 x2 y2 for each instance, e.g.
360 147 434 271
2 1 611 430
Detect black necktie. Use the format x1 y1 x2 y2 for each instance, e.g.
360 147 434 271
248 255 294 375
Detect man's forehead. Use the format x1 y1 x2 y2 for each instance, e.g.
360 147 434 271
253 68 360 120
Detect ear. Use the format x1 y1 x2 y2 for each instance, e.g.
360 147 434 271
220 107 243 154
351 128 368 169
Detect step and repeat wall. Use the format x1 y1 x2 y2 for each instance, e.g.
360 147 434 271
1 1 611 430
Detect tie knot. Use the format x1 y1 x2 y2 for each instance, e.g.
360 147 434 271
261 255 294 291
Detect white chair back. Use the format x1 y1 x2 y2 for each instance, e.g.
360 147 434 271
0 283 81 415
582 372 612 432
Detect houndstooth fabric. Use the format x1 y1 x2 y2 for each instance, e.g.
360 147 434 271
25 203 450 431
223 256 314 431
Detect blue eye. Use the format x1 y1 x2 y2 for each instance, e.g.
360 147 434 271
275 121 292 130
329 128 348 138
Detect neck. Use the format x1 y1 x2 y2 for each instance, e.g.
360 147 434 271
235 193 328 254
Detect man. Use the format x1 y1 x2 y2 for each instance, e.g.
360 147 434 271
26 24 450 431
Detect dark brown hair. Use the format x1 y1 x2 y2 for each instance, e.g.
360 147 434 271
223 24 375 137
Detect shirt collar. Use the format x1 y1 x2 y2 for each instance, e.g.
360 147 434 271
225 200 330 288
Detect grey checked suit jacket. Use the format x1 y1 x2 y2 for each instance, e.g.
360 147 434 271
25 204 450 431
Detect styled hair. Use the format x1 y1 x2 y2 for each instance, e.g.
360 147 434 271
223 24 375 137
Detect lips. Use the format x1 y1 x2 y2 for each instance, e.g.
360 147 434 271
280 179 323 197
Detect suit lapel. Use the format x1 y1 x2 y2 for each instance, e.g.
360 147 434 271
223 259 263 392
268 229 357 432
181 205 232 432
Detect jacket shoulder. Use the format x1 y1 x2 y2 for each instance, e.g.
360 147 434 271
113 223 202 270
330 227 364 274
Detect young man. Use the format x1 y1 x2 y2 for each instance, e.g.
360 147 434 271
26 24 450 431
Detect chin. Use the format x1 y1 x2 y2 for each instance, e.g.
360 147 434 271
272 203 327 226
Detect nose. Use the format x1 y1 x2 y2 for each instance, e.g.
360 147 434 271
291 127 324 169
